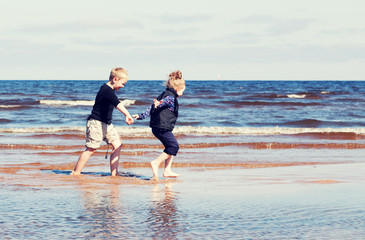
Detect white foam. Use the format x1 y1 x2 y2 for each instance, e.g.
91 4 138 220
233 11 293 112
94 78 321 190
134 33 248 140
287 94 306 99
173 126 365 135
120 99 136 106
0 105 22 108
40 100 94 106
39 99 136 106
1 126 364 136
0 127 85 134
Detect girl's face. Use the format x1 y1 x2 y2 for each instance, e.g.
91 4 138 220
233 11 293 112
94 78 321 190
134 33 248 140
176 86 186 97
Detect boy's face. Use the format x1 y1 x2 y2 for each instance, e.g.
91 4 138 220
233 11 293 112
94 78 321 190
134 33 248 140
114 73 128 91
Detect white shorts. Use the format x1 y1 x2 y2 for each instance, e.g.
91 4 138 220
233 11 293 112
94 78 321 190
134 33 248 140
85 119 120 149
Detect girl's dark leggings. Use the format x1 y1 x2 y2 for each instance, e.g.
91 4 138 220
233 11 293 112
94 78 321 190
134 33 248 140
152 128 179 156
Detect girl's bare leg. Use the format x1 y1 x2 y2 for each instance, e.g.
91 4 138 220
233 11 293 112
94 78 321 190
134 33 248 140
71 148 96 175
150 152 170 179
163 156 181 178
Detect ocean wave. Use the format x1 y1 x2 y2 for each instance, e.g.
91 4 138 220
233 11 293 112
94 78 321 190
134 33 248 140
0 104 33 111
2 142 365 151
217 101 322 107
39 99 136 106
283 119 365 128
287 94 306 99
0 119 11 123
287 93 324 99
243 92 324 100
39 100 94 106
1 126 364 136
0 105 23 109
173 126 365 136
0 127 86 134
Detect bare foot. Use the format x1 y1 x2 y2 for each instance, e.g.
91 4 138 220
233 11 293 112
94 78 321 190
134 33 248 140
70 171 80 176
163 171 181 178
150 176 159 181
150 160 160 179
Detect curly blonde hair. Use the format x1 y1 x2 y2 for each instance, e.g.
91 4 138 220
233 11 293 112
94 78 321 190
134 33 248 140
165 70 185 91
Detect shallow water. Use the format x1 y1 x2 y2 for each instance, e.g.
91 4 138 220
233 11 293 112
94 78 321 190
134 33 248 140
1 130 365 239
1 164 365 239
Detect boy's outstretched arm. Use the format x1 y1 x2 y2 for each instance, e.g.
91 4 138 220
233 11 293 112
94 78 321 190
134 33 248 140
116 102 134 125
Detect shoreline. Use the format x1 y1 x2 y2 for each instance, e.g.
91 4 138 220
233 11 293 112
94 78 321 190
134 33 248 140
1 160 364 188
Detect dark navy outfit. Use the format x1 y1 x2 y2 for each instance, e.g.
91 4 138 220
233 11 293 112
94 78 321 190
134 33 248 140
88 84 120 124
138 88 180 156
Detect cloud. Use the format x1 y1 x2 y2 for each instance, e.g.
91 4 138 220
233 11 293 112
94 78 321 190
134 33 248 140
266 18 315 35
1 0 365 80
320 27 365 36
159 13 212 23
239 15 277 24
239 14 316 36
220 32 260 45
153 27 201 38
16 18 143 34
152 44 365 65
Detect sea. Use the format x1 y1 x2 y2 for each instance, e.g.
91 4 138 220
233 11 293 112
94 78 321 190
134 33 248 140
1 80 365 129
1 80 365 239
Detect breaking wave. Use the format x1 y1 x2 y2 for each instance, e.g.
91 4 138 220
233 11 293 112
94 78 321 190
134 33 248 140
39 100 94 106
287 94 306 99
0 105 23 109
1 126 364 137
39 99 136 106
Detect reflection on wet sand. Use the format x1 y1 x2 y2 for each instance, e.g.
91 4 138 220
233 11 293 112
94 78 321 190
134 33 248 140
147 183 181 239
1 156 365 239
67 178 182 239
77 182 124 239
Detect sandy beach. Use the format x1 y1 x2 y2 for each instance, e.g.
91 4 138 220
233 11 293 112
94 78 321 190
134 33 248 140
1 131 365 239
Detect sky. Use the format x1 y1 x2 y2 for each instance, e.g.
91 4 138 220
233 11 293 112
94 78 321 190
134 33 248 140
1 0 365 80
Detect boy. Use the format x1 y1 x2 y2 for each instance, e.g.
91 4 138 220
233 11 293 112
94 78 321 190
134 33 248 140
71 67 134 176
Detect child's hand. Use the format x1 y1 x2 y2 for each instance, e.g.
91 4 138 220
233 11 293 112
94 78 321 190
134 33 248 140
132 114 140 120
153 99 161 108
125 115 134 125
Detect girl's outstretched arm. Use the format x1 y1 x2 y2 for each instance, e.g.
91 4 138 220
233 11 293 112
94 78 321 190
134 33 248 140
133 105 152 120
155 96 175 111
133 96 175 120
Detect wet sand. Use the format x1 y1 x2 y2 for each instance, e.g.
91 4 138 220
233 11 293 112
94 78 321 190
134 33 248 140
1 160 365 239
1 132 365 239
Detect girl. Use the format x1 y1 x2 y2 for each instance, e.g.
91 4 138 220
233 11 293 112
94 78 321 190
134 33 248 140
133 71 186 180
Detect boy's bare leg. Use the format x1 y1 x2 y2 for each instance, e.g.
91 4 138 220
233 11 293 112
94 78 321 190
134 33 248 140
150 152 170 179
163 155 181 178
71 148 96 175
110 140 122 176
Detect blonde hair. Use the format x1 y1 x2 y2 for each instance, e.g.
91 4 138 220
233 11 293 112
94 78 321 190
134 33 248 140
165 70 185 91
109 67 128 81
